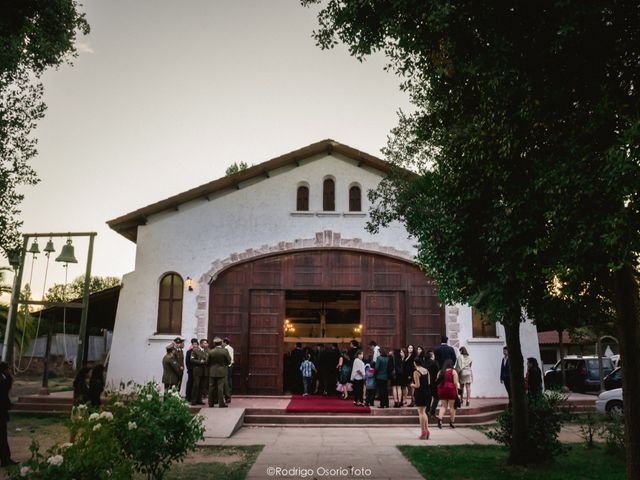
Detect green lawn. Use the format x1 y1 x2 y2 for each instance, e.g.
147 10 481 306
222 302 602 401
399 444 625 480
163 446 263 480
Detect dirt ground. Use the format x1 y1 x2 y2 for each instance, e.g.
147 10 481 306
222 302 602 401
10 374 73 400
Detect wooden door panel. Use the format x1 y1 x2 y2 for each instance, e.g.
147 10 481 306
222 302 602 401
209 286 247 391
361 291 402 353
247 290 284 394
406 285 443 350
252 257 284 288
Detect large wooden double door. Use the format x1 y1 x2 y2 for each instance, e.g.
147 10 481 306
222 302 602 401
208 249 443 394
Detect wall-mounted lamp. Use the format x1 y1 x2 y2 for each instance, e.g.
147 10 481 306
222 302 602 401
186 277 194 291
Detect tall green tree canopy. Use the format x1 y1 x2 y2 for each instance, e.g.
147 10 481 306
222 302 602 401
303 0 639 474
0 0 89 257
45 275 121 303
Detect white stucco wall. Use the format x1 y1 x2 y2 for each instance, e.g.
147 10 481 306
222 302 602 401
448 305 542 397
106 152 540 398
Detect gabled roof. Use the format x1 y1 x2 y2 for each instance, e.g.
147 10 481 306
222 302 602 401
107 139 393 243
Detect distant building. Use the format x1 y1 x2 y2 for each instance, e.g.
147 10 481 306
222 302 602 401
106 140 541 397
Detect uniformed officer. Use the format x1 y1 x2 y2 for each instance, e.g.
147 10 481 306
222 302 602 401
173 337 186 390
162 344 181 393
190 339 209 405
208 337 231 408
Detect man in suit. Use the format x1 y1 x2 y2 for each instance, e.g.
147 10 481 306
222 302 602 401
185 338 198 401
208 337 231 408
162 344 181 393
500 346 511 400
290 342 304 394
0 362 16 467
434 336 457 367
190 339 209 405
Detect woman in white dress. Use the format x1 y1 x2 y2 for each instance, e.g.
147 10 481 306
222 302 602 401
456 347 473 407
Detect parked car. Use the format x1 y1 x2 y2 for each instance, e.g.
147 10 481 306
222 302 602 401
544 356 613 393
595 388 623 417
604 367 623 391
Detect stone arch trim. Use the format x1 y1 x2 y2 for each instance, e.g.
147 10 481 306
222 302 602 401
192 230 414 337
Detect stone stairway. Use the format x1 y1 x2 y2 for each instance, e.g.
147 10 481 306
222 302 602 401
12 394 594 428
243 402 506 427
12 394 203 414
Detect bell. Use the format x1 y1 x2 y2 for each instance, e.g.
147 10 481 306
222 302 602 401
43 239 56 255
55 239 78 264
28 240 40 255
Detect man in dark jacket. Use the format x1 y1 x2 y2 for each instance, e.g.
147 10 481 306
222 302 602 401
500 347 511 400
434 336 457 368
0 362 16 466
185 338 198 401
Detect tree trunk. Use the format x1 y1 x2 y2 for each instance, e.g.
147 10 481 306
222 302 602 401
612 265 640 480
504 315 528 465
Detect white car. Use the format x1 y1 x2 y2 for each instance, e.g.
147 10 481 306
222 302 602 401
595 388 623 417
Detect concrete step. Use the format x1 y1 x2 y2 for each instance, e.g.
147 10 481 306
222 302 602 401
12 403 72 413
18 396 73 405
244 410 502 425
12 400 202 415
245 405 506 417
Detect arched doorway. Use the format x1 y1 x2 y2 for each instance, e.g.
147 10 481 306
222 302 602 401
208 249 444 394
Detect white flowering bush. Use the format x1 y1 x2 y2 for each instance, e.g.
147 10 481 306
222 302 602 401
106 382 205 480
9 409 133 480
9 382 204 480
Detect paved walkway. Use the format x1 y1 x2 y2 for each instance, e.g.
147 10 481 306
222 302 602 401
199 425 587 479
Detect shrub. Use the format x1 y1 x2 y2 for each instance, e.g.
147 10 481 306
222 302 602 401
486 390 571 463
10 405 133 480
105 383 205 480
578 412 603 449
9 382 205 480
601 417 625 455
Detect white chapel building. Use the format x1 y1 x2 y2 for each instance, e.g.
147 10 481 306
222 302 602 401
106 139 541 397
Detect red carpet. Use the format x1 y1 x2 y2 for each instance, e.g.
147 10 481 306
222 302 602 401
286 395 371 413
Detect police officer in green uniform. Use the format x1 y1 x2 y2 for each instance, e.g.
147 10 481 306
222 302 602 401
190 339 209 405
162 344 181 393
173 337 186 390
208 337 231 408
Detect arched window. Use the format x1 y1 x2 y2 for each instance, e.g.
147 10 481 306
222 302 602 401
157 273 183 334
349 185 362 212
323 178 335 211
296 185 309 211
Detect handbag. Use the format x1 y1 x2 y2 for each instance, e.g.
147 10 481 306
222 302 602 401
454 394 462 409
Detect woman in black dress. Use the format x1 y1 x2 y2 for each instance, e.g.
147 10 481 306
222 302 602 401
411 357 431 440
404 345 416 406
526 357 543 399
391 349 405 408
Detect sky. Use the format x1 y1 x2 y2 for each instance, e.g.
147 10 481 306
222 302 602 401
2 0 412 300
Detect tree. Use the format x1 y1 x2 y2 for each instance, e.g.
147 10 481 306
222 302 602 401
45 275 121 303
0 1 89 257
0 267 12 296
225 161 249 176
303 1 640 474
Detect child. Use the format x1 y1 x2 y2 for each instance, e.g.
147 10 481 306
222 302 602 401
364 362 376 407
299 354 317 396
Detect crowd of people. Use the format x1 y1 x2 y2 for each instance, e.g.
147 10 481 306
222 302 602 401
161 336 234 408
286 337 544 440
